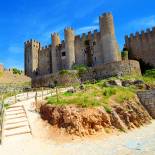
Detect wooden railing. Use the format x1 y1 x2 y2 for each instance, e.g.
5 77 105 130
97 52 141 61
0 96 4 144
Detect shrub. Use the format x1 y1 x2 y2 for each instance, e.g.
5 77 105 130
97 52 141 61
121 51 128 60
72 64 88 76
12 68 22 75
144 69 155 78
59 70 70 75
103 87 116 97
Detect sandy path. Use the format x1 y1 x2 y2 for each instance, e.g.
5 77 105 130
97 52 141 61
0 91 155 155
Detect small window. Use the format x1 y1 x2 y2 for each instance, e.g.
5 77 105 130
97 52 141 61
62 51 66 57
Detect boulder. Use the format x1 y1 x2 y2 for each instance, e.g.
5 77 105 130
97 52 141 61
105 80 122 87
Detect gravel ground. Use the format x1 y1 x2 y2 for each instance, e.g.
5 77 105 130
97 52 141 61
0 92 155 155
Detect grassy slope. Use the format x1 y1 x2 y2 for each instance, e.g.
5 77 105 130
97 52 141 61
46 72 155 112
0 71 31 86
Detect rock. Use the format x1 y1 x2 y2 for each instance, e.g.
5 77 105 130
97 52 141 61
134 80 144 85
110 111 127 130
79 84 85 90
122 80 134 87
67 88 76 93
40 99 152 137
105 80 122 87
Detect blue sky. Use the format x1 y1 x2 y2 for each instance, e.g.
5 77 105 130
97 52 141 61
0 0 155 69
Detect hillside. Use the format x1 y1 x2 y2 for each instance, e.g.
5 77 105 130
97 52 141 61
0 70 31 85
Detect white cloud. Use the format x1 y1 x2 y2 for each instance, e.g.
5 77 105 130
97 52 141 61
76 25 99 34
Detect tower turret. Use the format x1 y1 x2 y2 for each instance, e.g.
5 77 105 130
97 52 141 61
64 27 75 69
100 12 121 64
51 33 61 73
24 39 40 77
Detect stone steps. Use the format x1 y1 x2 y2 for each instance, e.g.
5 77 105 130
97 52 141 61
4 105 32 138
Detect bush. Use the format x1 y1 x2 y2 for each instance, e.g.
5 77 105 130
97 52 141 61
103 87 116 97
12 68 22 75
144 69 155 78
72 64 88 76
59 70 70 75
121 51 128 60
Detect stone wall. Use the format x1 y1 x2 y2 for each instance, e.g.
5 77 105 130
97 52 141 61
0 64 4 72
32 71 80 88
32 60 141 88
80 60 141 81
125 27 155 67
39 46 51 75
137 90 155 119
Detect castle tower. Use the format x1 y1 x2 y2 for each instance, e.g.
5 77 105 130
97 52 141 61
51 33 60 73
100 13 121 64
24 39 40 77
64 28 75 69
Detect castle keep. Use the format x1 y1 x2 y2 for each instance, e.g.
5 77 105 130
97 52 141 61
24 13 121 77
125 27 155 67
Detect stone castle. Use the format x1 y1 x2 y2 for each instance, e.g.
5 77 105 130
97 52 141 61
24 12 122 77
125 27 155 67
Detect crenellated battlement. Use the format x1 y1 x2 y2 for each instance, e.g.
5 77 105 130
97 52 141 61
125 26 155 67
24 39 40 48
125 27 155 40
64 27 74 31
75 29 100 43
41 44 51 50
100 12 112 18
52 32 59 36
24 39 40 44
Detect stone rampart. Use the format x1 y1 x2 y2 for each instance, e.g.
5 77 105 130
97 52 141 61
137 90 155 118
32 60 141 87
125 27 155 67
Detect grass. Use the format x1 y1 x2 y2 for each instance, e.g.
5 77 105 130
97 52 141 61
0 72 3 77
46 69 155 109
46 83 136 108
115 87 135 103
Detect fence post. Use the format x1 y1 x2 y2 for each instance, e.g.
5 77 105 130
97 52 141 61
14 90 17 104
0 95 4 145
56 87 59 103
51 88 53 96
27 92 29 99
41 87 43 100
34 91 38 112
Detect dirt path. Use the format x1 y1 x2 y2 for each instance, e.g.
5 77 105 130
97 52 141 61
0 91 155 155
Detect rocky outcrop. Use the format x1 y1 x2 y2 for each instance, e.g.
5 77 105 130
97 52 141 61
40 100 151 136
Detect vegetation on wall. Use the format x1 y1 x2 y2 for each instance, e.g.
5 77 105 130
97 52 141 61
121 51 128 60
72 64 88 76
12 68 23 75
